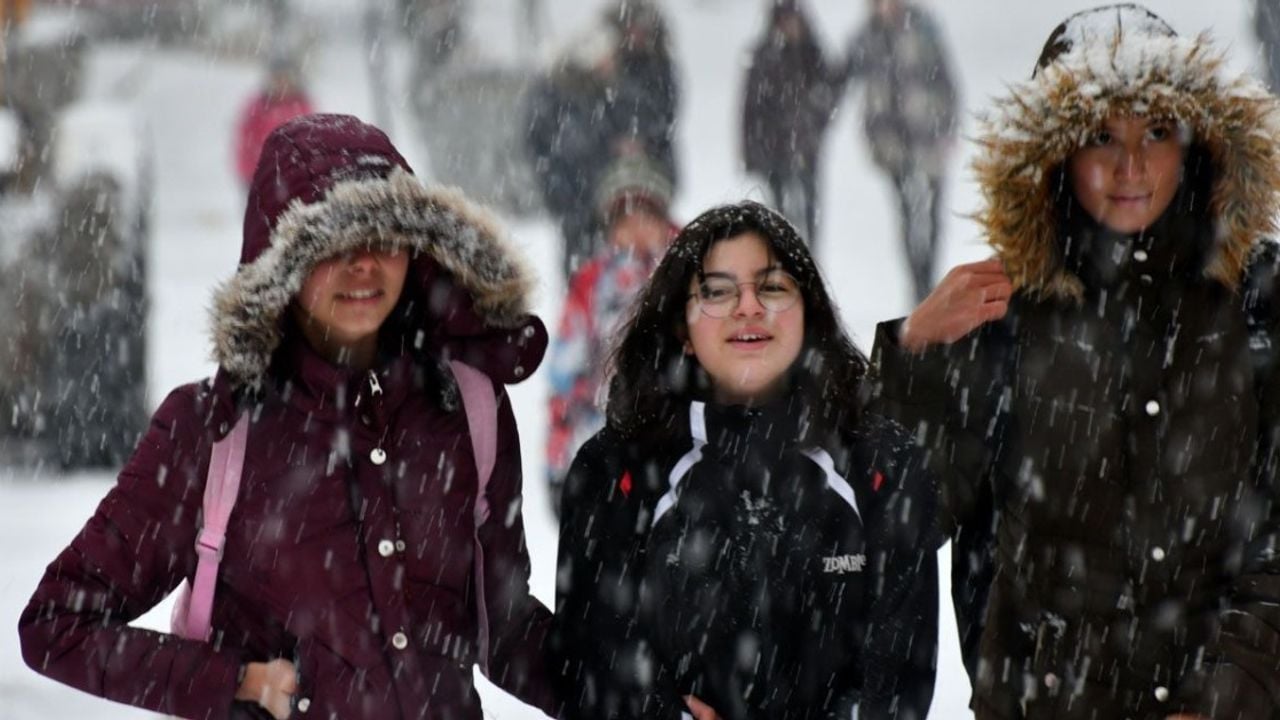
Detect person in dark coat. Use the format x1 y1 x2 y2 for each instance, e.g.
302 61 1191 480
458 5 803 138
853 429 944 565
0 173 148 469
604 0 680 191
18 114 556 720
524 27 618 278
551 201 939 720
525 3 679 281
844 0 958 303
869 5 1280 718
742 0 842 247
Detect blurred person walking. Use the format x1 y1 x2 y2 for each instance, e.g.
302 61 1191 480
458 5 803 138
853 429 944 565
742 0 842 249
19 114 556 720
234 56 313 188
544 153 677 515
525 28 619 278
525 1 680 280
604 0 680 191
844 0 958 303
871 5 1280 717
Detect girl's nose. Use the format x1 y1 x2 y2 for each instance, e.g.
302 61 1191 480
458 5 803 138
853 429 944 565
346 249 381 272
1117 145 1145 181
733 285 767 316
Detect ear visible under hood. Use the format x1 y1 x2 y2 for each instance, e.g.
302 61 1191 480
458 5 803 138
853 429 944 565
211 169 539 391
973 25 1280 301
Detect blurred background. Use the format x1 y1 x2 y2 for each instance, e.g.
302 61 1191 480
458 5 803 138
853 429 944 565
0 0 1267 717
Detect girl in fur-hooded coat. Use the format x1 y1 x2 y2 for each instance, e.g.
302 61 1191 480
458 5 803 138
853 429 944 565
870 5 1280 719
19 114 557 720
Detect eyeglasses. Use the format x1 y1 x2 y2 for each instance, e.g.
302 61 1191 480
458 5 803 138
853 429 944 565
689 270 802 318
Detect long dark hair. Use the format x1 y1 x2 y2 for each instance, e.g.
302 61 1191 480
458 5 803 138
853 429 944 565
604 201 868 443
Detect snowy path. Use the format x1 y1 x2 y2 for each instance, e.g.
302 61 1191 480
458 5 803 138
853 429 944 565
0 1 1255 718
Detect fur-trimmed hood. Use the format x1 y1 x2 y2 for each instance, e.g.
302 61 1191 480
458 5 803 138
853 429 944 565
973 4 1280 300
212 114 545 392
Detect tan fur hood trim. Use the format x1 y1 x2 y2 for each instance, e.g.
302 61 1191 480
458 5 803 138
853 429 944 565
210 169 537 390
973 31 1280 300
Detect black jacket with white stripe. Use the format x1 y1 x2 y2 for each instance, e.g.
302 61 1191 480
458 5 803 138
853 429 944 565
550 399 939 720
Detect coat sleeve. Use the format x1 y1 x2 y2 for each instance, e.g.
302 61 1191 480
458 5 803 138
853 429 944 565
868 318 1004 683
549 435 686 720
17 385 246 720
475 387 558 716
1176 246 1280 717
855 424 940 720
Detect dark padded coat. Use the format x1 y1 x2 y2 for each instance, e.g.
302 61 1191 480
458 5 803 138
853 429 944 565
870 8 1280 719
551 400 939 720
19 114 556 720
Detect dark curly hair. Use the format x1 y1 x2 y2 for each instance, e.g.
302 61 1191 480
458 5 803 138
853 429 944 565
604 200 868 443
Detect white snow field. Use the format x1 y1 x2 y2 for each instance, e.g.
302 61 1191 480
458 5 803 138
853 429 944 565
0 1 1258 718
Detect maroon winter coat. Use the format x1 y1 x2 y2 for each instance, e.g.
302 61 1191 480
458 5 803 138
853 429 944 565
19 114 556 720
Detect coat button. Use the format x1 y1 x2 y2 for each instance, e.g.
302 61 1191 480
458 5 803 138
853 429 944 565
361 414 372 427
391 631 409 650
378 539 395 557
1144 399 1161 416
1133 249 1149 262
1150 546 1166 561
395 539 406 552
1154 686 1170 702
370 448 387 465
297 697 311 713
1043 672 1058 689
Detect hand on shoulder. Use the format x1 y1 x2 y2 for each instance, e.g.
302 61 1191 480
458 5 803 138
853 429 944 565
899 258 1011 352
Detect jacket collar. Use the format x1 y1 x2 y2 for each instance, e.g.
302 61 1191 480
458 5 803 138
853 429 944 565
694 397 808 459
266 332 417 422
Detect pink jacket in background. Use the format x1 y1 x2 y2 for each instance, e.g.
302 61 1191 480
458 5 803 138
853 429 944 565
234 91 314 185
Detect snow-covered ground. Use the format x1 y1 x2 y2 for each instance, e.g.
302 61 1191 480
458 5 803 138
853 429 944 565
0 1 1258 718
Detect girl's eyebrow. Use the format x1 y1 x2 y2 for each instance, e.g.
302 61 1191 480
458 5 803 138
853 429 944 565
700 265 783 281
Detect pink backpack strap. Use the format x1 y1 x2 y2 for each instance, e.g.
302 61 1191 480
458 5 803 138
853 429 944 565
172 411 249 642
448 360 498 674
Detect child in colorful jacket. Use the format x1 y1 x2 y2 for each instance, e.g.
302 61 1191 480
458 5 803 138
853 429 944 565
545 154 677 512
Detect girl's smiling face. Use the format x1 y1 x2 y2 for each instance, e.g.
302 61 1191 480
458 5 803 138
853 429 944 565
685 232 805 405
293 247 409 367
1068 115 1186 234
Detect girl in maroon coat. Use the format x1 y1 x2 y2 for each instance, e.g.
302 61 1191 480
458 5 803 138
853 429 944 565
19 114 556 720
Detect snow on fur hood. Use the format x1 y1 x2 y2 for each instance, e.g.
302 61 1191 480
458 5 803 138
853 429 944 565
211 114 543 392
973 4 1280 300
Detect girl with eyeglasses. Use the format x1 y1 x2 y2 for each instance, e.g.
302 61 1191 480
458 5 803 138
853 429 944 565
549 201 940 720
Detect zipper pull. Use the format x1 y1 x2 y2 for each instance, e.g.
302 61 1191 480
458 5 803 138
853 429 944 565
368 370 383 397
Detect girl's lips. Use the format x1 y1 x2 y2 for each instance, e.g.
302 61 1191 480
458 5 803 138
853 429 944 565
336 289 385 304
1110 194 1152 205
726 331 773 348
